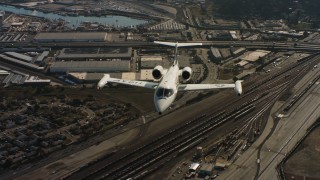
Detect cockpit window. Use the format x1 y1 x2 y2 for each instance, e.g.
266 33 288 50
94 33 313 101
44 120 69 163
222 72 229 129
156 88 174 98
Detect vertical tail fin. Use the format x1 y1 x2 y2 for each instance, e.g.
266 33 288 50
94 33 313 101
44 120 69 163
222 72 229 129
174 42 178 65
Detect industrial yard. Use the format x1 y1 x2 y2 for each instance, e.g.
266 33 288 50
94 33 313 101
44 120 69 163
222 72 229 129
0 0 319 179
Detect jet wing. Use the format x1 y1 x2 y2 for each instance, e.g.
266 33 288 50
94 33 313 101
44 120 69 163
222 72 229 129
178 84 235 91
98 74 158 89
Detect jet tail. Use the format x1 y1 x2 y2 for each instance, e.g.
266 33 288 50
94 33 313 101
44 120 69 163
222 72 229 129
154 41 203 65
97 74 110 89
235 80 243 96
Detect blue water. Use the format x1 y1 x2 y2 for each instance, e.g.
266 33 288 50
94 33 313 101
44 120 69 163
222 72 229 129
0 4 147 27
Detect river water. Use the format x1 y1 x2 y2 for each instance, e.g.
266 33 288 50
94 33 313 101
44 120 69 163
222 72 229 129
0 4 147 27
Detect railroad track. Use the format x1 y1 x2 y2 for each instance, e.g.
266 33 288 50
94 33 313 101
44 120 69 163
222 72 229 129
65 54 320 180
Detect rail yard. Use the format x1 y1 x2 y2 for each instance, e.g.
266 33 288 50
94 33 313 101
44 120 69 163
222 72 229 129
60 54 320 180
1 0 320 179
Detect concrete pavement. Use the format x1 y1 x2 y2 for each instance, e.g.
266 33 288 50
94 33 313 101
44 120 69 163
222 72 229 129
219 68 320 180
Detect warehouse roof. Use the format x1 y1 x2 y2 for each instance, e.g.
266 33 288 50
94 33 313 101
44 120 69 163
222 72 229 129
241 50 271 62
50 61 130 72
210 47 222 59
68 72 122 81
4 52 33 62
189 163 200 171
200 163 214 172
237 60 249 67
34 32 108 42
141 61 163 69
36 51 49 62
57 47 132 59
141 56 163 61
140 69 153 80
0 70 10 75
0 54 44 70
121 72 137 80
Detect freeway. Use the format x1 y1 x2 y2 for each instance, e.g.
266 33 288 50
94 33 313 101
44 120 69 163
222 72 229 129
2 41 320 52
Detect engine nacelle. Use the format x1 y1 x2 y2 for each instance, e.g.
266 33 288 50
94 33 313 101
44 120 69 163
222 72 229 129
234 80 243 96
181 67 192 81
152 65 164 80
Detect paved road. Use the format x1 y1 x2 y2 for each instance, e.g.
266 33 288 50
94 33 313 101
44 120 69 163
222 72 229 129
2 41 320 52
219 68 320 180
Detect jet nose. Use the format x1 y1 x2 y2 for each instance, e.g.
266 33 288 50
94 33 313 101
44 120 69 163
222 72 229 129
155 98 169 114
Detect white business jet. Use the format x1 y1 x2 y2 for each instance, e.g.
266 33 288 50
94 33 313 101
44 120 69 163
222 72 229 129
98 41 243 114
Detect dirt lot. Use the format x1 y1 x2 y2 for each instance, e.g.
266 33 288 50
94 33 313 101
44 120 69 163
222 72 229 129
284 125 320 179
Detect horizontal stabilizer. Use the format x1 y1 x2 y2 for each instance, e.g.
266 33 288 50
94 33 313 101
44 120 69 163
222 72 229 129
154 41 202 47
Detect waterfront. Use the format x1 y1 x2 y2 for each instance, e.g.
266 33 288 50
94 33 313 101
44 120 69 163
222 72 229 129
0 4 147 27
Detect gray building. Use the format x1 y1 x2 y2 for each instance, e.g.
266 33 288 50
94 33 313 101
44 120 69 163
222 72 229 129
0 54 44 71
50 61 130 73
56 47 132 61
210 47 222 63
34 32 108 42
4 52 33 62
199 163 214 176
35 51 49 63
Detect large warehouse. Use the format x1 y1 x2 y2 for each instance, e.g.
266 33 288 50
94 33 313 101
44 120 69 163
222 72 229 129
56 47 132 61
33 32 108 42
50 61 130 73
140 55 163 69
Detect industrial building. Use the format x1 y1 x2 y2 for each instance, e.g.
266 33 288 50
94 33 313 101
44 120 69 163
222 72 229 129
189 162 200 172
0 47 51 53
56 47 132 61
36 51 49 63
4 52 33 62
199 163 214 176
140 69 153 81
24 76 51 85
236 60 249 67
0 54 44 71
232 48 246 56
68 72 122 83
210 47 222 63
2 73 26 85
241 50 271 62
140 55 163 69
68 69 154 83
229 31 239 40
1 68 50 87
207 30 232 40
50 61 130 73
33 32 108 42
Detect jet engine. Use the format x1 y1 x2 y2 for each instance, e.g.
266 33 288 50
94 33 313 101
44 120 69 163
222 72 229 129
152 65 164 80
181 67 192 81
234 80 243 96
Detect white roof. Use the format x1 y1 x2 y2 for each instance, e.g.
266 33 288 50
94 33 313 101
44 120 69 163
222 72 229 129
0 70 9 75
11 22 24 26
241 50 270 62
68 72 87 80
237 60 249 67
141 56 162 61
140 69 153 80
189 163 200 171
121 72 137 80
4 52 33 62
